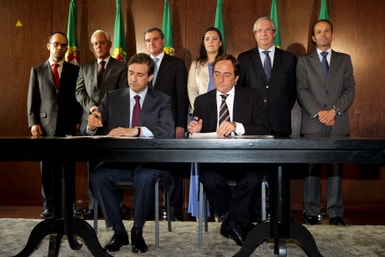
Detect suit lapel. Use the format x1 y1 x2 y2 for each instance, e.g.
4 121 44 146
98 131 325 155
328 50 340 87
251 49 265 81
309 51 326 85
43 61 57 91
118 88 131 127
155 54 170 86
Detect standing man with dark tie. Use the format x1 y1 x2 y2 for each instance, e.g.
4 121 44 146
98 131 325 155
237 16 297 220
144 27 189 220
75 29 128 219
80 53 174 253
297 19 355 226
188 54 270 246
27 32 82 219
238 16 297 138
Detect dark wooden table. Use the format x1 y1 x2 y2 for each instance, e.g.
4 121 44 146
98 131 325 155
1 136 384 257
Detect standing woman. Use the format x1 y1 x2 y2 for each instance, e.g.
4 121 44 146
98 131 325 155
187 27 224 114
187 27 223 219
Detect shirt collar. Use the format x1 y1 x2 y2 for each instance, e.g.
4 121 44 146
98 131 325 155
98 56 111 65
130 87 148 101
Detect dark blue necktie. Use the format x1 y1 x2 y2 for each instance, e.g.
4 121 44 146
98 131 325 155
321 51 329 82
263 51 271 81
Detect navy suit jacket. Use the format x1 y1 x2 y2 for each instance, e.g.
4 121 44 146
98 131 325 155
80 86 175 138
153 53 188 129
27 60 82 136
238 47 297 137
192 86 270 135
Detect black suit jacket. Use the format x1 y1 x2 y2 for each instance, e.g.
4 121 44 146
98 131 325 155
27 61 82 136
153 53 188 129
238 47 297 137
192 86 270 135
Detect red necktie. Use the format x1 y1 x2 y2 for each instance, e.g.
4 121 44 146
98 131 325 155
98 60 106 87
132 95 141 127
52 63 60 90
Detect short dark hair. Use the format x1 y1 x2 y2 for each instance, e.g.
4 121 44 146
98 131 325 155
144 27 165 39
213 54 240 77
312 19 333 35
127 53 155 76
48 32 68 44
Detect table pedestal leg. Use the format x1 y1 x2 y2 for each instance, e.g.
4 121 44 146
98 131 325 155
233 165 323 257
13 162 111 257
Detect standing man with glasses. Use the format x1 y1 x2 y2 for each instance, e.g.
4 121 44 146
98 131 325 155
27 32 82 219
75 29 128 219
238 16 297 138
297 19 355 226
238 16 297 220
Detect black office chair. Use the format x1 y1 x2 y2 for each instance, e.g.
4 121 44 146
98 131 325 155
93 178 172 249
196 162 269 249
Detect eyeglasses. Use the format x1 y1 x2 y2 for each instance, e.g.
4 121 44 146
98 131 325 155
254 28 275 34
50 42 68 48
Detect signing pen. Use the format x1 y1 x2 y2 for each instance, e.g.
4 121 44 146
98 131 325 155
190 116 199 122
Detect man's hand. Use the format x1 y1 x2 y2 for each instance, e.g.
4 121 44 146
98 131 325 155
87 110 103 131
30 124 43 138
318 109 336 127
107 127 138 137
187 117 202 134
217 121 236 137
175 126 185 138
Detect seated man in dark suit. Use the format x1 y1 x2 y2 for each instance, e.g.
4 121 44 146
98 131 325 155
187 54 270 246
80 53 174 253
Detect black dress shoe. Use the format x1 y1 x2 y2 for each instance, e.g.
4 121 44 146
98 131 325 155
304 215 319 225
220 218 245 246
40 208 53 219
104 231 129 252
80 209 94 219
131 228 148 253
329 216 345 226
239 222 255 237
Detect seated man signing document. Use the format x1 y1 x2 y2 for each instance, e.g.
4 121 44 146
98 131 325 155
80 53 174 254
187 54 270 246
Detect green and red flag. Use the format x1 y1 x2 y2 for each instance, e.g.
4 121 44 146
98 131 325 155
270 0 281 48
162 0 175 56
112 0 127 62
65 0 80 65
319 0 329 20
214 0 226 53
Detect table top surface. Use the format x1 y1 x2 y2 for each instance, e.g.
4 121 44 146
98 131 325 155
1 136 384 164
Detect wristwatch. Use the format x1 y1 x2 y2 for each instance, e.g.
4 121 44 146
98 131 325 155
332 105 341 116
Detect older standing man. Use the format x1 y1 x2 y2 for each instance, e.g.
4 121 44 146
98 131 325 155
75 29 128 219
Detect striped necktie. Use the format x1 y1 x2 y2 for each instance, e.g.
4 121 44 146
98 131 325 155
218 94 230 125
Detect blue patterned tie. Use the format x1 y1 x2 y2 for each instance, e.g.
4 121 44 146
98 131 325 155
262 51 271 81
152 57 159 86
321 51 329 82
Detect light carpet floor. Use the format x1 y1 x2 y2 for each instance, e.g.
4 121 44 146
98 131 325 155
1 218 385 257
